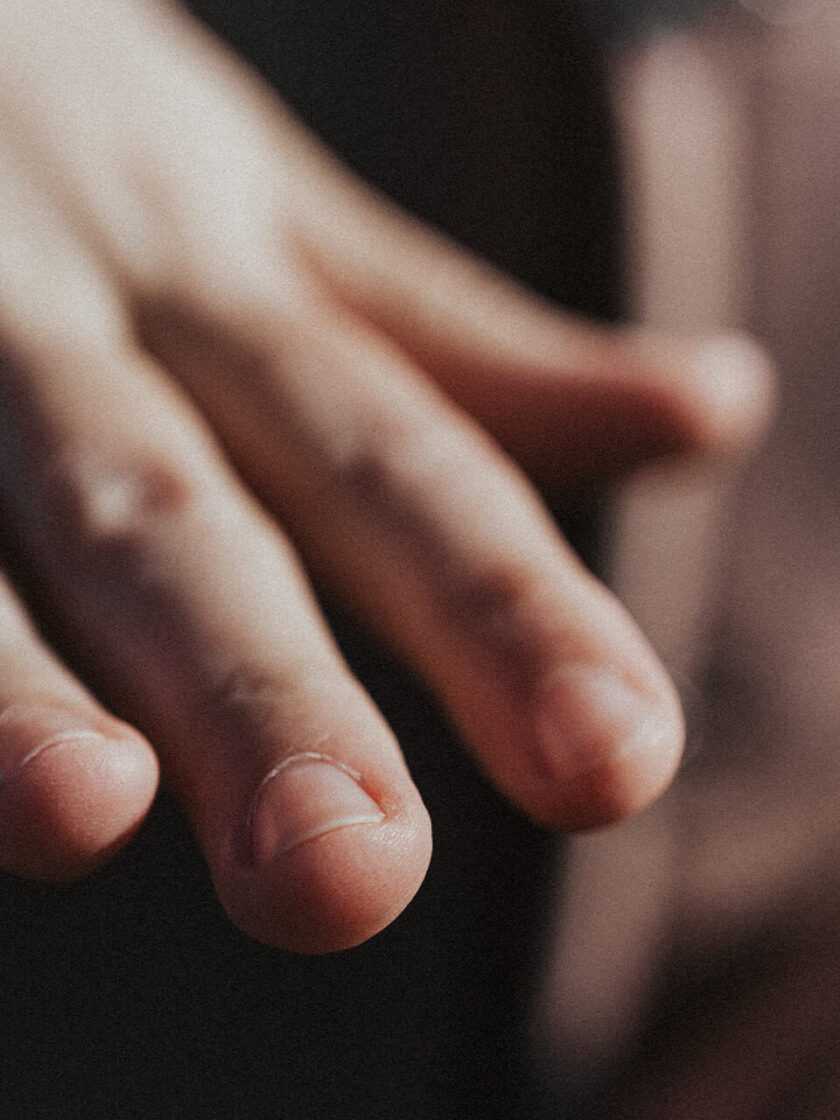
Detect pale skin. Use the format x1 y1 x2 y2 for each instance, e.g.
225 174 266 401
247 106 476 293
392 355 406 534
0 0 772 952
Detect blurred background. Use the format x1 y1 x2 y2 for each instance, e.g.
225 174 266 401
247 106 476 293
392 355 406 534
537 3 840 1116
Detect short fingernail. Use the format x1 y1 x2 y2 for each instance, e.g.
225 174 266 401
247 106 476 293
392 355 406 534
0 703 112 785
533 667 666 784
248 752 386 866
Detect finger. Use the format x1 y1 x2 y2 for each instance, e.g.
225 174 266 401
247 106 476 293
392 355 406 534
294 156 775 482
0 341 431 952
142 297 684 831
0 570 158 879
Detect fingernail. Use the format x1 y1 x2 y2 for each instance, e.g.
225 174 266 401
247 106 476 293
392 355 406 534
533 667 663 784
248 752 385 865
0 704 111 786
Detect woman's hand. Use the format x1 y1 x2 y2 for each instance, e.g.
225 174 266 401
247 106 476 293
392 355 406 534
0 0 772 951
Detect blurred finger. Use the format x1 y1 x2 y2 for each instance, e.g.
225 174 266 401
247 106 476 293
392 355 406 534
294 155 775 482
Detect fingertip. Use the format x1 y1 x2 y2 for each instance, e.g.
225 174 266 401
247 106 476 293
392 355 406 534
523 664 685 831
213 782 432 953
551 327 778 482
681 332 777 456
539 701 684 831
0 721 159 880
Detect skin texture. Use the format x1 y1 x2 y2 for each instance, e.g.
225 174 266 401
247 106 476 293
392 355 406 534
0 0 773 952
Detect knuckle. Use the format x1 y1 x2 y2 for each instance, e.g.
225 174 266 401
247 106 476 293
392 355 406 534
42 445 199 572
208 664 291 734
445 561 535 626
331 407 454 526
443 560 542 663
330 409 549 673
201 661 341 769
333 438 403 521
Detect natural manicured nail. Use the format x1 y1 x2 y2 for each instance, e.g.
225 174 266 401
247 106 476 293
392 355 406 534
533 666 665 785
248 752 386 865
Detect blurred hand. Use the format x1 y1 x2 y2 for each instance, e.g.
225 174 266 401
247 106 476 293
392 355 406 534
0 0 772 951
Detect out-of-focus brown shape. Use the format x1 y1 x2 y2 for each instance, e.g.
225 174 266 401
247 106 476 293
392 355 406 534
534 7 840 1115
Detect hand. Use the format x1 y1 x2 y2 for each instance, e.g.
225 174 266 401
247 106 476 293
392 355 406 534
0 0 772 951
